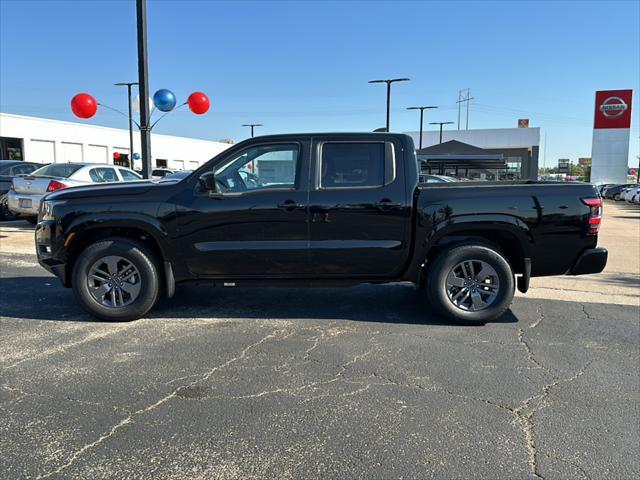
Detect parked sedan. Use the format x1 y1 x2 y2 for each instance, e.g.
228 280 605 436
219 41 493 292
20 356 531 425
603 184 637 201
0 160 44 220
8 163 142 223
623 186 640 203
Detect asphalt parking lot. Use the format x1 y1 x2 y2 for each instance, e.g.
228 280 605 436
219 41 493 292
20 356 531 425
1 201 638 479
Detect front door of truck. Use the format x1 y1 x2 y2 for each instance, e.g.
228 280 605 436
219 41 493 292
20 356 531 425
307 136 411 277
177 141 310 277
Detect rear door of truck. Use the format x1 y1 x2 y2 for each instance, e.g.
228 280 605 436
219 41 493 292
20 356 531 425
307 134 411 277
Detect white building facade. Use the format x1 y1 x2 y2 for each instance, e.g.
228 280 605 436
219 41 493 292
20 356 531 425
0 113 232 171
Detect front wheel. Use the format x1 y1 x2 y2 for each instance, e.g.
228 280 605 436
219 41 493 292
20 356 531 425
72 238 160 321
426 244 515 325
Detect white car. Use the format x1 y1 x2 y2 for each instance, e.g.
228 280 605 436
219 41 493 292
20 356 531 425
8 163 142 222
624 186 640 203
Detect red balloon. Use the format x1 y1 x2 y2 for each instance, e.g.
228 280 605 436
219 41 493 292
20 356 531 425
113 152 120 159
187 92 210 115
71 93 98 119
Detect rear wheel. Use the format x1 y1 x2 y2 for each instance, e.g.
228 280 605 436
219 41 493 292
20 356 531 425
426 244 515 325
0 194 16 221
613 193 621 201
72 238 160 321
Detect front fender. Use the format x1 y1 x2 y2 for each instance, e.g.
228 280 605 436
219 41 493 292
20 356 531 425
63 212 173 263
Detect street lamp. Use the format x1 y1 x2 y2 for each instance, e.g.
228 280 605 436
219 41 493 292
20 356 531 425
114 82 138 168
407 105 437 149
242 123 263 138
429 121 454 144
368 78 410 132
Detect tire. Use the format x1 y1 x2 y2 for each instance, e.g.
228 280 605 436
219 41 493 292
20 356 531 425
426 244 515 325
0 193 16 221
25 216 38 225
72 237 160 321
613 193 621 201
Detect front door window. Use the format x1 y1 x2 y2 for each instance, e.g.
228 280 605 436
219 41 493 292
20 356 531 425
215 144 299 193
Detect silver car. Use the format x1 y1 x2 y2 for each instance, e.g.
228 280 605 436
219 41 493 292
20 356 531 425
8 163 142 222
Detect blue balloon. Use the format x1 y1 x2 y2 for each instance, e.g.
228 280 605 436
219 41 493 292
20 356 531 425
133 152 140 160
153 89 176 112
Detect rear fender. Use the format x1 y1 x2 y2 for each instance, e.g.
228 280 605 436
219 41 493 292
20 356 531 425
407 214 533 283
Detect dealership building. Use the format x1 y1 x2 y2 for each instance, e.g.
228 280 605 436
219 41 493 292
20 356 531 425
405 127 540 180
0 113 232 171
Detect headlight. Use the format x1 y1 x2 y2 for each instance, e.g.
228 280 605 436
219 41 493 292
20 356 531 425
40 200 55 220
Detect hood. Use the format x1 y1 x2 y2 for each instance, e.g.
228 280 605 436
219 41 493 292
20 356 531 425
44 180 159 201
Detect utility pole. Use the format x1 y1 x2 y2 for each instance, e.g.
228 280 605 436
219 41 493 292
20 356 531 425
114 82 138 169
242 123 263 138
407 106 437 150
456 88 473 130
136 0 152 179
430 121 454 144
368 78 410 132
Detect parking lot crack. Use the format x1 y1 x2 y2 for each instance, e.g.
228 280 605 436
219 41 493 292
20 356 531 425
530 304 545 329
512 361 592 480
35 329 285 479
580 304 598 321
0 383 131 416
517 327 549 372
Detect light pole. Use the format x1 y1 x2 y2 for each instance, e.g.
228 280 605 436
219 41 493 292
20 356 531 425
114 82 138 168
242 123 263 138
430 121 454 144
368 78 410 132
407 106 437 149
136 0 152 179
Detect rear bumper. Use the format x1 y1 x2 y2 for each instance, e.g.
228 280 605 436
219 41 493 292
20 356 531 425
568 247 608 275
7 190 42 216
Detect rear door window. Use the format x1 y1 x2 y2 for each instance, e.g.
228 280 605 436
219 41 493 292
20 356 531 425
320 142 393 188
119 169 142 181
90 168 119 183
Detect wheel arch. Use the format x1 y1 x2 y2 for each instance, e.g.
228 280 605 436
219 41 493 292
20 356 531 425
416 217 531 286
64 221 168 288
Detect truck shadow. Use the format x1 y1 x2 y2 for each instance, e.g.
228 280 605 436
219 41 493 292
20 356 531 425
0 276 517 326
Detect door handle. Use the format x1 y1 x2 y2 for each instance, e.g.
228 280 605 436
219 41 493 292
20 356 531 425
374 199 401 210
277 200 303 211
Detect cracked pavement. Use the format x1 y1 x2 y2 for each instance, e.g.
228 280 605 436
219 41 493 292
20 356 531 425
1 202 639 479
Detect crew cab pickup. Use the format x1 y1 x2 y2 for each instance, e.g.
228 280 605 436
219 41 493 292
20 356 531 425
35 133 607 324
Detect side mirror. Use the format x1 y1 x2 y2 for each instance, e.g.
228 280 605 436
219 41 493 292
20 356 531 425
199 171 217 192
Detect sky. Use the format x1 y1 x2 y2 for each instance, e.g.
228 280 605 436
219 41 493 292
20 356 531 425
1 0 638 167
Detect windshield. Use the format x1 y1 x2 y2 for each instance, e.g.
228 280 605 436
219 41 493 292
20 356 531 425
32 163 84 178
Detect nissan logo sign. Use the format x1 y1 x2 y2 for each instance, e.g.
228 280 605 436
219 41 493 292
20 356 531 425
599 96 628 118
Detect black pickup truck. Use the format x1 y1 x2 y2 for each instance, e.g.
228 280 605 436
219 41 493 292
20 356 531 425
35 133 607 324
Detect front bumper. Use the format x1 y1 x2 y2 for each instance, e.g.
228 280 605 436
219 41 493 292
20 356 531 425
35 219 69 286
569 247 608 275
7 190 43 216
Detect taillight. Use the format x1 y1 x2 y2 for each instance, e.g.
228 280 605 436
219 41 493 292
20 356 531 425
581 197 602 235
46 180 68 192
